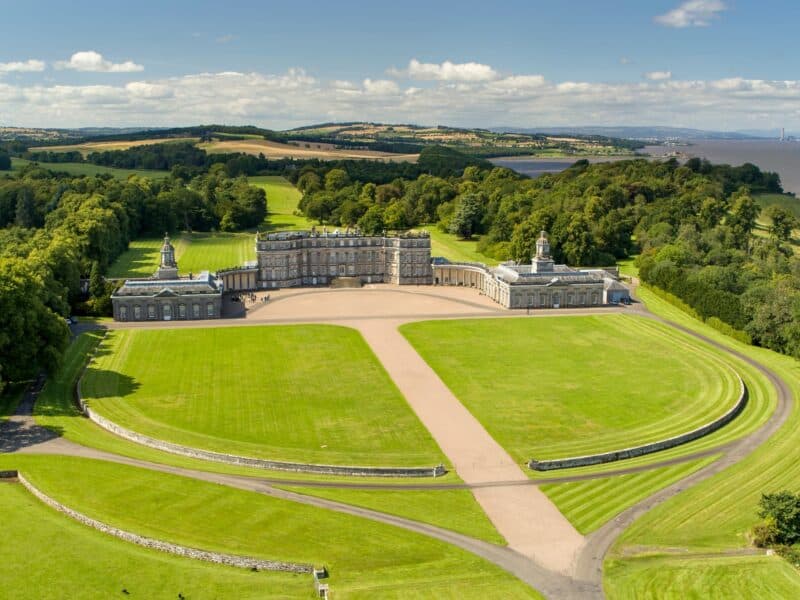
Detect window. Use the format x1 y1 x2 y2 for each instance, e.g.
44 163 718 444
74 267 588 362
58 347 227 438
206 302 214 317
178 304 186 319
119 306 128 321
192 304 200 318
133 305 141 320
147 305 156 319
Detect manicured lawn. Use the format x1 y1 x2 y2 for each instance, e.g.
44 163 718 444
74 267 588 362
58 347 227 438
0 455 540 598
0 481 307 599
10 157 170 179
82 326 444 467
107 231 255 278
249 175 317 231
603 287 800 592
401 314 741 462
605 554 800 599
279 486 505 545
426 227 499 265
540 456 718 534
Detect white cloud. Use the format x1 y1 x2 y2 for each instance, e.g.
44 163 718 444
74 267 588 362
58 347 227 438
620 57 632 65
55 51 144 73
215 34 237 44
655 0 727 28
390 59 498 82
3 63 800 134
362 78 400 95
0 59 46 74
644 70 672 81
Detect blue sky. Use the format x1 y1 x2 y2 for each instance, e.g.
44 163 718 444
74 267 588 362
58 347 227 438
1 1 798 130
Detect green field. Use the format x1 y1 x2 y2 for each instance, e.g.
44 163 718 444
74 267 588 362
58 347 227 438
279 486 505 544
755 192 800 219
0 455 539 599
0 481 308 599
426 227 499 265
541 456 718 534
401 314 741 462
10 157 170 179
605 554 800 599
107 231 254 278
83 326 444 467
249 175 316 231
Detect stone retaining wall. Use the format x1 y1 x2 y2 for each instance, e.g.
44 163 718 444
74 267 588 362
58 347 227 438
528 374 748 471
76 341 445 478
15 472 312 573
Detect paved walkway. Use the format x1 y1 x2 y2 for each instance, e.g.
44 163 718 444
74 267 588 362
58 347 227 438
354 319 585 574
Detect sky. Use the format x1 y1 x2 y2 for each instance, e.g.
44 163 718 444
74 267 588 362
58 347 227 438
1 0 798 131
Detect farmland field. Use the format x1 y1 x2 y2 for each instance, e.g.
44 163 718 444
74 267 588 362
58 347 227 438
10 157 169 179
201 138 418 162
401 314 742 463
107 232 254 278
29 137 199 156
82 326 445 466
0 455 539 598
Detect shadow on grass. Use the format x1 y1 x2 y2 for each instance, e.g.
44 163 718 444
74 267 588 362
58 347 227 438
108 244 159 278
80 370 140 401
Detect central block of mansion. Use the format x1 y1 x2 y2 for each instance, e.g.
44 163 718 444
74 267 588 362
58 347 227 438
219 228 433 290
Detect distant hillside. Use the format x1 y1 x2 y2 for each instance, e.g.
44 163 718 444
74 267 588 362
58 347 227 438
491 125 763 142
283 121 643 157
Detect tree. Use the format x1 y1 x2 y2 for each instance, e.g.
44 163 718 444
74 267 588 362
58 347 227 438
728 188 759 248
0 150 10 171
14 187 36 228
357 205 385 235
324 168 350 192
764 205 796 242
448 193 484 239
758 491 800 545
89 261 105 298
0 257 70 389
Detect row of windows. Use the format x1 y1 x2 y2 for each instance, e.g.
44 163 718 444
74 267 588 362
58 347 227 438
117 302 215 321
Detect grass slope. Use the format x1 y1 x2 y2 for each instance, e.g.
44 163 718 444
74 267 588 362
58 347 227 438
427 227 499 265
279 486 505 545
755 192 800 219
0 481 307 599
0 455 539 599
540 456 718 534
107 232 254 278
605 554 800 600
604 287 800 595
249 175 316 231
83 326 444 467
401 314 740 462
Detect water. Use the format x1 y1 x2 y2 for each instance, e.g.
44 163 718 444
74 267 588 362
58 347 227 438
492 140 800 196
644 140 800 196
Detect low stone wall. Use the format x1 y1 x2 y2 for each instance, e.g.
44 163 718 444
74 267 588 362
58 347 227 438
76 343 445 478
529 374 748 471
15 472 311 573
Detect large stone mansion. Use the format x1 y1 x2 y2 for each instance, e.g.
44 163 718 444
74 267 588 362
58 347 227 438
111 229 628 321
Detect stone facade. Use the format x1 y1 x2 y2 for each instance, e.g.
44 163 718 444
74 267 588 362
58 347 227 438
220 229 433 291
111 235 223 322
433 231 630 309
